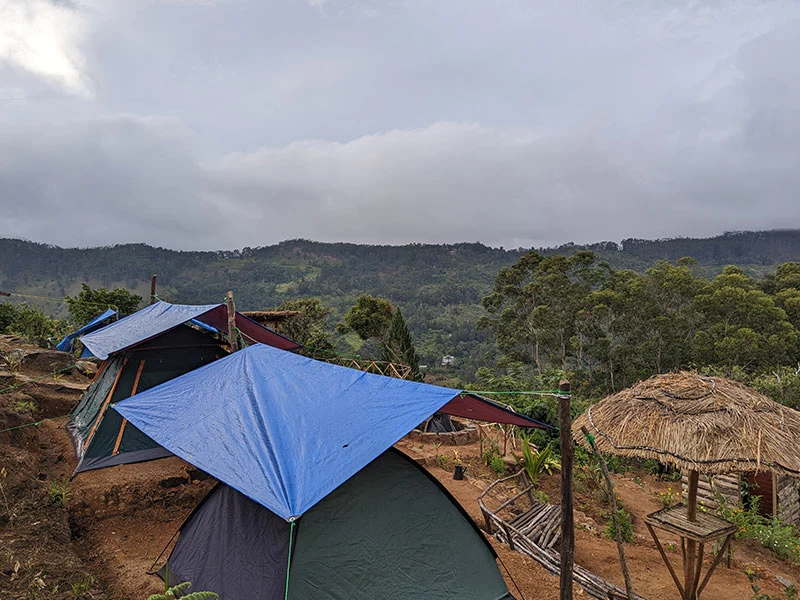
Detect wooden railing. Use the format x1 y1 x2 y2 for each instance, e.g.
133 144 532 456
323 357 413 380
479 470 647 600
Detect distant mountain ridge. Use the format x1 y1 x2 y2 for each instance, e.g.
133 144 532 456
2 229 800 381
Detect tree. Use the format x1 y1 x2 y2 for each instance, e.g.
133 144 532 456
382 307 422 380
7 304 68 346
479 250 607 379
339 295 394 345
65 283 142 326
272 298 333 352
0 302 15 332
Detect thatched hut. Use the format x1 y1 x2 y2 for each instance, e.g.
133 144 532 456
573 372 800 599
574 372 800 520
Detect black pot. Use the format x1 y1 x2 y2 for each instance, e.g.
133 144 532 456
453 465 467 480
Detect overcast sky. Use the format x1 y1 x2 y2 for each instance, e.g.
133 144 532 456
1 0 799 250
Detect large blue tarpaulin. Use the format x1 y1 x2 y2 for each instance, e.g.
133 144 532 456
80 301 299 359
117 344 547 521
56 308 117 357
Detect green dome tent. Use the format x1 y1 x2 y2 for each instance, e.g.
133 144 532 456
117 344 549 599
160 450 514 600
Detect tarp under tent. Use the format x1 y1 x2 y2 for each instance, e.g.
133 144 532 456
68 302 300 474
116 344 549 599
56 308 117 357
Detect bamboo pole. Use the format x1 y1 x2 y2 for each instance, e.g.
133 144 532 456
559 380 574 600
685 469 700 599
226 290 239 352
580 426 634 600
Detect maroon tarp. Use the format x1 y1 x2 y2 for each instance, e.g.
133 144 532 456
440 394 550 429
196 306 300 351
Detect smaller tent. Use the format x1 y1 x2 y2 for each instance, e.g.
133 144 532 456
56 308 117 357
117 344 548 599
68 302 300 474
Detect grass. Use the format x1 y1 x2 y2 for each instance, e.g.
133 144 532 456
48 478 70 507
71 574 94 598
11 399 35 414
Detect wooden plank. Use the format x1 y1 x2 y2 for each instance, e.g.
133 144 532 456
647 505 737 542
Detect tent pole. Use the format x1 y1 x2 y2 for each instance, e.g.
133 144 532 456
558 380 573 600
226 290 239 352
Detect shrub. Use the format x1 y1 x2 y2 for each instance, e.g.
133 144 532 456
603 506 634 543
489 455 506 476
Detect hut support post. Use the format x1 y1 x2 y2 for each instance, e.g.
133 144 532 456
226 290 239 352
558 380 573 600
580 426 634 600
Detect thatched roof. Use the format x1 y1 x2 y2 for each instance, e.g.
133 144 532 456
572 372 800 477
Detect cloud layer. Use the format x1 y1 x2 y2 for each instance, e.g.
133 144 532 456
0 1 799 249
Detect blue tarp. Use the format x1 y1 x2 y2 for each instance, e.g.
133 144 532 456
116 344 544 521
80 301 221 359
56 308 118 357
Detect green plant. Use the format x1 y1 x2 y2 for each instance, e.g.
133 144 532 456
71 574 94 598
715 499 800 564
656 486 681 507
151 566 219 600
489 455 506 476
2 350 25 372
514 437 561 486
148 581 219 600
436 453 452 470
11 400 35 414
745 568 798 599
48 478 70 507
532 489 550 504
603 506 633 543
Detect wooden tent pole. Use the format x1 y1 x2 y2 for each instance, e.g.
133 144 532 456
558 380 574 600
226 290 239 352
150 274 158 304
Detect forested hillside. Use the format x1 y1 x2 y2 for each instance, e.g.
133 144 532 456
2 230 800 382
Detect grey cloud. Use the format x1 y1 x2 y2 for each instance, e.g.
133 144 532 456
0 1 799 250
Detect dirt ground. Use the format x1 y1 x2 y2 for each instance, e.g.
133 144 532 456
3 338 800 600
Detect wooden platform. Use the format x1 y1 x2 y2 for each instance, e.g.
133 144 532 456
645 504 737 542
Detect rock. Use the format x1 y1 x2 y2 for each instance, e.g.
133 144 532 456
777 575 794 589
75 361 99 377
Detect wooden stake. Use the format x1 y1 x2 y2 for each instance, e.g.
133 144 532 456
685 470 699 598
558 380 573 600
150 274 158 304
580 426 634 600
226 290 239 352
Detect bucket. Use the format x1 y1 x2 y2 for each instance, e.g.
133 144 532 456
453 465 467 480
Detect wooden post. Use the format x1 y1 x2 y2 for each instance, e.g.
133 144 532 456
150 274 158 304
685 469 700 599
226 290 239 352
558 380 574 600
580 426 634 600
